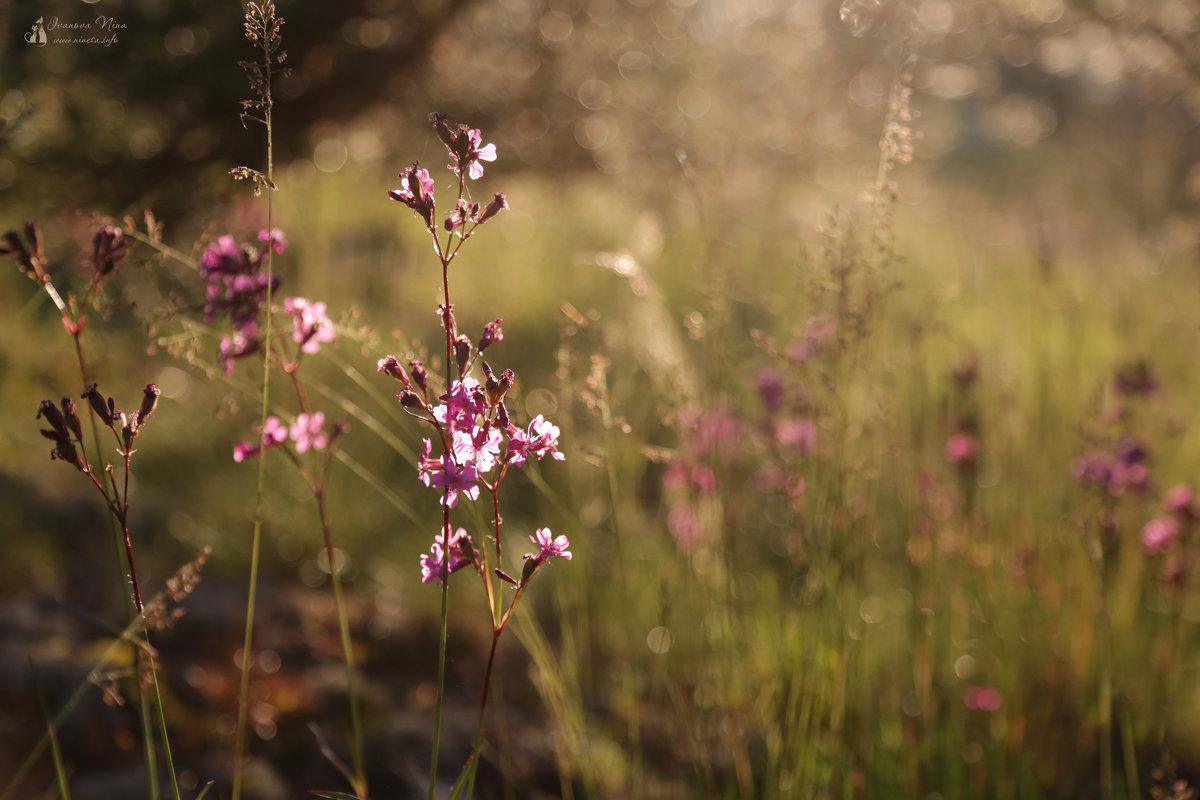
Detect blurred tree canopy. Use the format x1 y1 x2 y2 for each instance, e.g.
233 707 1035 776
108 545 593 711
3 0 1200 237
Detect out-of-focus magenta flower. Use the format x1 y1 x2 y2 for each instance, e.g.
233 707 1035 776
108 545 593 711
691 464 718 493
1164 484 1195 515
290 411 329 453
663 461 688 491
963 686 1003 712
786 315 836 363
667 503 703 546
754 368 784 413
233 415 288 462
283 297 336 354
1142 516 1180 554
777 418 816 453
944 432 979 464
678 408 738 455
258 227 288 254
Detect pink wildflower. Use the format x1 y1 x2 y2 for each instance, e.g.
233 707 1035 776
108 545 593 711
283 297 336 354
1142 516 1179 555
528 528 571 563
290 412 329 453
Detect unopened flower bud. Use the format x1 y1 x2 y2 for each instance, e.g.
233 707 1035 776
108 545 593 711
61 398 83 441
37 400 70 441
122 414 136 452
429 112 457 151
495 567 517 585
377 355 411 387
496 401 510 429
410 361 427 393
137 384 161 426
486 367 514 406
454 335 472 377
92 226 128 277
81 384 115 425
438 304 457 340
520 554 540 586
51 439 84 471
476 192 509 226
479 318 503 351
399 390 425 410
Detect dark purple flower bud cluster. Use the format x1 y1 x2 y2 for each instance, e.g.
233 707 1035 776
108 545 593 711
1071 436 1150 497
200 229 285 374
37 398 85 471
91 226 130 277
39 383 161 469
1113 359 1159 398
0 222 49 284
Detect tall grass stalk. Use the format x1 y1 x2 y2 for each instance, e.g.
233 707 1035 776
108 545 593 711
231 4 284 797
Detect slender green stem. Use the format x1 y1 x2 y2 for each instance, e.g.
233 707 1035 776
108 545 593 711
315 491 367 798
31 662 71 800
232 26 276 797
429 505 452 800
69 332 162 800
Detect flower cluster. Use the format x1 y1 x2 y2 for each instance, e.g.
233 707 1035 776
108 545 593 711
282 297 336 355
380 113 569 590
200 229 285 374
1071 437 1150 497
1142 484 1198 583
429 112 497 180
38 383 160 469
232 412 334 462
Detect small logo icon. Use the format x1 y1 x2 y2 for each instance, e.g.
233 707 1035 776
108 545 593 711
25 17 47 46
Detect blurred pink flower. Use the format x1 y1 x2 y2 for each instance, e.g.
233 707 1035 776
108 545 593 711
944 432 979 464
290 411 329 453
963 686 1003 712
1142 516 1179 555
777 418 816 453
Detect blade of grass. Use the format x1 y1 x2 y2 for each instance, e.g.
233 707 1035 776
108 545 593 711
30 661 71 800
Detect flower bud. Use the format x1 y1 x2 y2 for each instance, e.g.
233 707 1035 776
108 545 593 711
438 304 457 341
410 361 427 393
37 399 70 441
51 439 85 471
479 319 503 351
485 367 515 407
81 384 115 425
496 401 510 429
137 384 161 426
454 335 472 377
61 399 83 441
377 355 411 387
429 112 457 151
121 413 136 452
399 390 426 410
520 554 540 586
495 567 517 585
476 193 509 226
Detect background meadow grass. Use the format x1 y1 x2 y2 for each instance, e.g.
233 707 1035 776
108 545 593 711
5 0 1200 798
